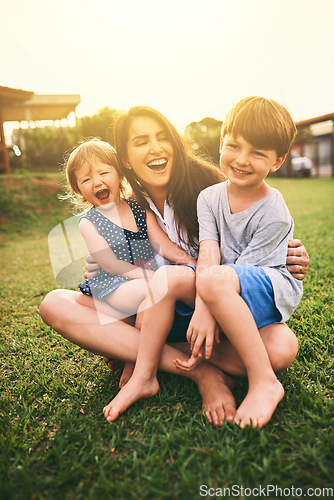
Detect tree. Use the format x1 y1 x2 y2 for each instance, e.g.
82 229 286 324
185 117 222 165
11 107 120 170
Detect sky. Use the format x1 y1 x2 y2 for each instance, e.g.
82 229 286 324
1 0 334 133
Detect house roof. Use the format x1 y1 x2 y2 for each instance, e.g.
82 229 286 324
296 113 334 128
1 91 81 122
0 86 34 105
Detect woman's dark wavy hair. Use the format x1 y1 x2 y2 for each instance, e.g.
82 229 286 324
114 106 225 251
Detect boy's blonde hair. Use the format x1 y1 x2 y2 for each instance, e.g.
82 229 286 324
63 138 125 210
221 97 297 157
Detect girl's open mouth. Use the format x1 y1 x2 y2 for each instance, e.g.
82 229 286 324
95 189 110 200
147 158 168 172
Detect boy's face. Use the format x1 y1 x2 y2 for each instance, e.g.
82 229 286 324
220 134 285 188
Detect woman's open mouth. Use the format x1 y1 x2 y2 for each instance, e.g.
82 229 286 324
147 158 168 172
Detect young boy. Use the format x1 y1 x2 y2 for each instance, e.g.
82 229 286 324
176 96 303 429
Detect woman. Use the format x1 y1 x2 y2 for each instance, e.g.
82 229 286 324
40 106 309 426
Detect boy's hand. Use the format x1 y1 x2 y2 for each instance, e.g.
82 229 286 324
186 306 220 360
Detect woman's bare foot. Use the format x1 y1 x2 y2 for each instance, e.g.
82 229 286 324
103 375 159 422
193 363 236 427
234 379 284 429
103 356 124 375
119 362 135 388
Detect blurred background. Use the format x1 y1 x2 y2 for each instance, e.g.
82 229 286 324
0 0 333 176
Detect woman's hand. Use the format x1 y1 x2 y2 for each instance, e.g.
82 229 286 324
287 239 309 280
84 254 100 279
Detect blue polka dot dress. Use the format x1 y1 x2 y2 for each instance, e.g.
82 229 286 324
78 199 157 301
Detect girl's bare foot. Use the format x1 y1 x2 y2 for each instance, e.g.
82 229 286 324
119 362 135 388
103 375 159 422
103 356 124 375
234 379 284 429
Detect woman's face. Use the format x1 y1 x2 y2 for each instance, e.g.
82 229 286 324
122 116 174 192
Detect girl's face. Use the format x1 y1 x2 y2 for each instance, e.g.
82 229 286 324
76 160 122 207
122 116 174 192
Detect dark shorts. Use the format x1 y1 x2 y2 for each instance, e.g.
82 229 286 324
166 309 192 343
167 264 195 342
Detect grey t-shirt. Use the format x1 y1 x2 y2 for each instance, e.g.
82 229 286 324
197 181 303 322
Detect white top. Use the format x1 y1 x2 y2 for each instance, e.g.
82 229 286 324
146 196 198 266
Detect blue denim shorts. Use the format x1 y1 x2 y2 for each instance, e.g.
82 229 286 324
228 264 282 329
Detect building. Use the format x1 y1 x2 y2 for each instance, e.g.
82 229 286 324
293 113 334 177
0 86 80 174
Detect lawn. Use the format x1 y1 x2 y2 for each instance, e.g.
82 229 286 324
0 175 333 500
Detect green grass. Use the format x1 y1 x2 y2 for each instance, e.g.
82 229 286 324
1 175 333 499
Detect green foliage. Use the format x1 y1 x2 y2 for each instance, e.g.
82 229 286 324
12 126 79 170
11 107 120 172
77 107 119 144
185 117 222 165
0 175 333 499
0 174 70 242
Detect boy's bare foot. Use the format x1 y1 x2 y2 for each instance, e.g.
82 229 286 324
234 379 284 429
103 375 159 422
194 363 236 427
119 362 135 388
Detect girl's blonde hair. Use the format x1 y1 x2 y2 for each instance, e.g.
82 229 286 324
62 138 126 211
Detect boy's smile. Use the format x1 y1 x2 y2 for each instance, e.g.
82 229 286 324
220 134 285 190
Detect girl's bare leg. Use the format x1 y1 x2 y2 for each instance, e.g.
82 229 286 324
103 266 197 421
39 288 236 425
105 278 153 316
198 266 284 429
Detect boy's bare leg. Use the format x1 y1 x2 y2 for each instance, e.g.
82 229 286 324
39 288 236 426
207 322 298 376
198 265 284 429
103 266 197 421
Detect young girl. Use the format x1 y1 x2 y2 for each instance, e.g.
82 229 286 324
65 139 196 318
66 139 198 420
